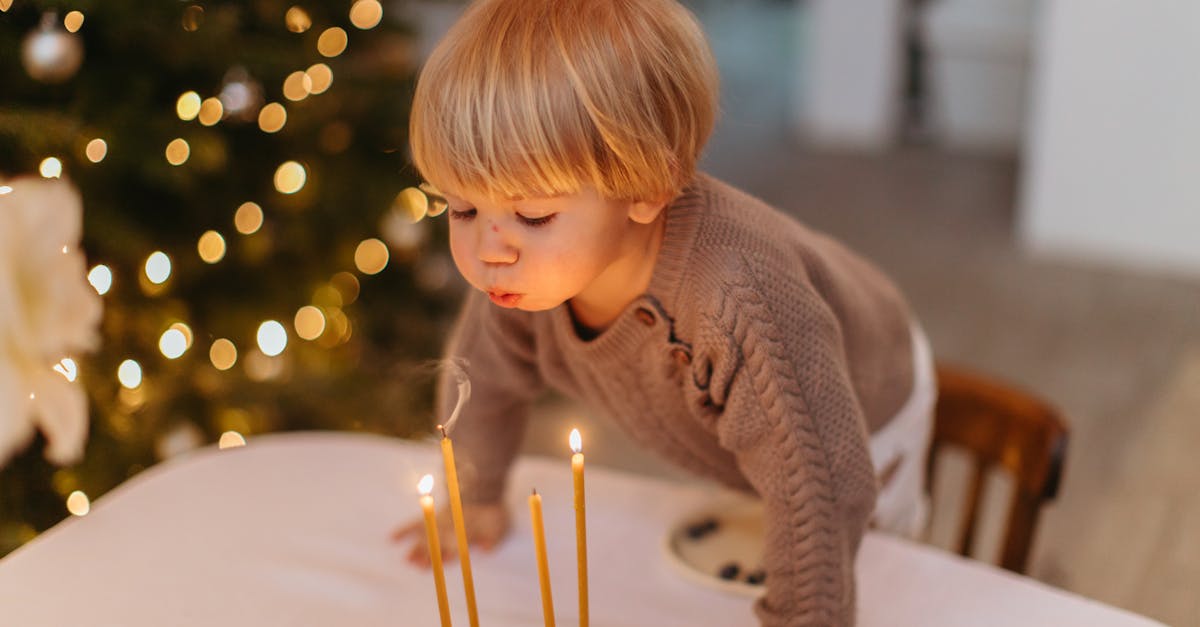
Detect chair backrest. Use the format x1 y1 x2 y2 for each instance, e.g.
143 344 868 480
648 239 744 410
926 364 1069 574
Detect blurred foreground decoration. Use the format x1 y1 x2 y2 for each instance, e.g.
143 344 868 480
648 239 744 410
0 178 101 468
0 1 457 555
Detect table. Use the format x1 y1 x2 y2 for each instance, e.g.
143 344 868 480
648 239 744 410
0 432 1164 626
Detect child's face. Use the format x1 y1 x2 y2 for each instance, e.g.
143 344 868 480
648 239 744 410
443 186 656 312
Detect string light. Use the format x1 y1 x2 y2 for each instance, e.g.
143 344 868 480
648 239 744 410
63 11 84 33
165 138 191 166
294 306 326 340
317 27 348 57
145 251 172 284
209 338 237 370
117 359 143 389
285 6 311 33
219 431 246 449
354 238 389 275
234 201 264 234
159 328 189 359
258 102 287 133
349 0 383 30
85 138 107 163
177 91 201 121
273 161 307 194
39 157 63 178
197 230 226 263
198 97 223 126
305 63 333 95
282 71 312 102
88 265 113 295
66 490 90 516
256 320 288 356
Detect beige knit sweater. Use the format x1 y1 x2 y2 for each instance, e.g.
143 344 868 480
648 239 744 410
437 173 915 626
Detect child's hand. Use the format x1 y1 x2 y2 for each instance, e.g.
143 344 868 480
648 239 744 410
391 501 511 567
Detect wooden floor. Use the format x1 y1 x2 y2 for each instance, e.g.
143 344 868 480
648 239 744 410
520 2 1200 625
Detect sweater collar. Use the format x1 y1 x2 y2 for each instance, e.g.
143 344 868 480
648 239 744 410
645 173 707 311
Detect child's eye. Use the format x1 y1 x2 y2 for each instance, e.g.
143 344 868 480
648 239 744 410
448 208 476 221
517 213 556 227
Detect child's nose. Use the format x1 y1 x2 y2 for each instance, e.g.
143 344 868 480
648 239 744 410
477 225 518 265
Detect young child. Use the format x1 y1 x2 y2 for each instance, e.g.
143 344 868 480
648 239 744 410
393 0 936 624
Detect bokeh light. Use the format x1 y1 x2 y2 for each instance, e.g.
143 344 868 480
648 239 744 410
118 359 143 389
182 5 204 32
165 138 191 166
159 328 188 359
219 431 246 449
256 320 288 356
354 238 389 275
85 138 107 163
282 71 312 101
177 91 202 121
285 6 311 33
209 338 238 371
169 322 194 349
258 102 287 133
331 271 360 305
39 157 62 178
145 252 172 284
66 490 90 516
294 306 326 341
198 97 223 126
53 358 78 382
88 265 113 295
349 0 383 29
197 230 226 263
395 187 429 222
306 63 333 95
63 11 84 33
317 27 348 57
235 201 264 234
273 161 307 194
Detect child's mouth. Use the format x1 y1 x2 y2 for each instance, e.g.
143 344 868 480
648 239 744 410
487 290 522 308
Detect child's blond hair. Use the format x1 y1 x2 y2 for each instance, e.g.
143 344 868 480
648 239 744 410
409 0 719 203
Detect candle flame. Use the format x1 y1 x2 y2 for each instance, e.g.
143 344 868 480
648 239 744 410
569 428 582 454
418 473 434 495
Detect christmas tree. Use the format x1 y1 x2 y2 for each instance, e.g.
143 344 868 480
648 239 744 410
0 0 456 556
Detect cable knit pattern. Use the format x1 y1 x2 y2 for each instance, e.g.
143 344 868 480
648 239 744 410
438 173 915 626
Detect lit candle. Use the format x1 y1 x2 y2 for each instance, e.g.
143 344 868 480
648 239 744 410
439 425 480 627
570 429 589 627
529 489 556 627
418 474 453 627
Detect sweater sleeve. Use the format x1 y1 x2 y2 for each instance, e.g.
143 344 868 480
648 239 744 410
711 268 878 627
437 290 545 504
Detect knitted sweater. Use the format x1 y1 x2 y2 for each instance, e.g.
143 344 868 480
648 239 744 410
437 173 916 626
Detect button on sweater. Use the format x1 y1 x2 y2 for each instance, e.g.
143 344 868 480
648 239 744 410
438 173 916 626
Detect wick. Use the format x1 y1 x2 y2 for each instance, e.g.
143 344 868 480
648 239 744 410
438 424 448 439
531 488 538 496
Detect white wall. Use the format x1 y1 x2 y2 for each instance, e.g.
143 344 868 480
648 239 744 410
1019 0 1200 276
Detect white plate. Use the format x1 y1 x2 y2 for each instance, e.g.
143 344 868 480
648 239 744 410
661 496 767 598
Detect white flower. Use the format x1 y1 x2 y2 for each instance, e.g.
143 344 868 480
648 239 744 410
0 177 102 467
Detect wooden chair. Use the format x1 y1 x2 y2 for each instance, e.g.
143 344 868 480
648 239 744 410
926 364 1069 574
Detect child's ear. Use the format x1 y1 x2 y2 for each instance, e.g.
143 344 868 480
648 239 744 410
627 198 669 225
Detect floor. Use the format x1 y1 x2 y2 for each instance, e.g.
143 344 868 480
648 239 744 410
518 2 1200 625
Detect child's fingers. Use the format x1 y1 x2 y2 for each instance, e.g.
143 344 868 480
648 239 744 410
390 519 423 542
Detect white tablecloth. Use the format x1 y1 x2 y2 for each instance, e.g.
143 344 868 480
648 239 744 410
0 432 1164 626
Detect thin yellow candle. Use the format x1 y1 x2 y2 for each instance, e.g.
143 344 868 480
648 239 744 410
529 489 556 627
418 474 453 627
569 429 589 627
439 425 480 627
